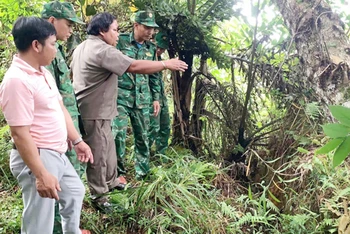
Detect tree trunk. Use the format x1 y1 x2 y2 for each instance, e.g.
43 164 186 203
189 58 208 154
169 49 195 147
273 0 350 104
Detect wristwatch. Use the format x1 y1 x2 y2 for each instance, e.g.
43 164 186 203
72 137 83 146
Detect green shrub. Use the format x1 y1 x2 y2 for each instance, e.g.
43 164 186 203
0 189 22 234
0 117 13 191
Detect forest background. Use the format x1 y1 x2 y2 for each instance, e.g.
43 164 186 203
1 0 350 233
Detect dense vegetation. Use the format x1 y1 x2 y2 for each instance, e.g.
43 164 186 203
1 0 350 233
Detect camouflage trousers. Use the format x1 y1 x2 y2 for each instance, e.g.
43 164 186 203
111 104 150 178
53 115 86 234
149 104 170 155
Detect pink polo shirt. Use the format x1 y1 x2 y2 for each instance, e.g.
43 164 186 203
0 55 67 153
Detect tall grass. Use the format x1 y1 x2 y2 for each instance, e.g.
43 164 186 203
107 150 231 233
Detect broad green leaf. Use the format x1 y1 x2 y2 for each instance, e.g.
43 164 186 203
315 138 344 155
322 123 350 138
329 105 350 127
333 136 350 167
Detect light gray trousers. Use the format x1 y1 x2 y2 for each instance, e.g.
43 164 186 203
10 148 85 234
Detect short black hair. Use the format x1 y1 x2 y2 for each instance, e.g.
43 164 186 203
87 12 116 36
12 16 56 52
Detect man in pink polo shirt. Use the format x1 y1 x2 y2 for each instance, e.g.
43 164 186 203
0 16 93 234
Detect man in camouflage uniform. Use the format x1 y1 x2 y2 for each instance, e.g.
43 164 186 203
41 2 89 233
112 10 161 180
149 32 171 155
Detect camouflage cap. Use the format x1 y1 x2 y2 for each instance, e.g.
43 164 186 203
155 32 169 49
41 1 84 24
135 10 158 28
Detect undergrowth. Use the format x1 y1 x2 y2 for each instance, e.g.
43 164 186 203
0 141 349 233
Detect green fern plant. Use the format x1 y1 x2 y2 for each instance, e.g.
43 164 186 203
231 184 280 232
305 102 321 121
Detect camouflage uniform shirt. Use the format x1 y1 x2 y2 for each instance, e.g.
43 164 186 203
116 32 160 108
46 42 80 116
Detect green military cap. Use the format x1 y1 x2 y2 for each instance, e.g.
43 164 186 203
135 10 158 28
41 1 84 24
155 32 169 49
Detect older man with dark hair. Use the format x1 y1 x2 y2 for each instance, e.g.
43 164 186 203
71 12 187 210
